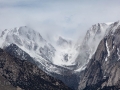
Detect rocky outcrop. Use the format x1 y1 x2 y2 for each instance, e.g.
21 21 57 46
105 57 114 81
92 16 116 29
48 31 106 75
78 23 120 90
0 74 22 90
75 23 108 69
0 48 72 90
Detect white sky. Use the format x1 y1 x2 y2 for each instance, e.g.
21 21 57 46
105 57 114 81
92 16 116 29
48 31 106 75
0 0 120 41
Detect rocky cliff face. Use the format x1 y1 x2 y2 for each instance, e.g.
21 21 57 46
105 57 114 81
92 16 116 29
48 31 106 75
78 22 120 90
0 74 21 90
75 23 108 70
0 48 72 90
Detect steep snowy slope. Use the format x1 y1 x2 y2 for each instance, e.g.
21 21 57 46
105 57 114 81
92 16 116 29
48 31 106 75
78 21 120 90
0 26 78 74
0 26 77 67
2 26 56 62
0 26 78 89
0 22 118 72
0 26 62 74
53 36 77 66
74 23 112 71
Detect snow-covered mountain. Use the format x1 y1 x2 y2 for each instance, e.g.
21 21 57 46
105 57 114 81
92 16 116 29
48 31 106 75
0 26 77 74
0 26 77 66
0 26 57 64
0 26 79 89
1 20 120 90
57 36 72 48
0 27 59 74
0 21 118 72
78 21 120 90
53 36 78 66
74 22 112 71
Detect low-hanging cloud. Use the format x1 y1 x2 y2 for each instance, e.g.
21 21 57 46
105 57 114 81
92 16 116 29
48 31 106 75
0 0 120 43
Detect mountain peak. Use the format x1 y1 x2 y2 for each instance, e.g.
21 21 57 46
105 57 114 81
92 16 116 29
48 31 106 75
0 26 56 63
57 36 72 47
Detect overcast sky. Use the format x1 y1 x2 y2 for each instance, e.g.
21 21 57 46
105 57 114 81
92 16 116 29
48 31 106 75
0 0 120 41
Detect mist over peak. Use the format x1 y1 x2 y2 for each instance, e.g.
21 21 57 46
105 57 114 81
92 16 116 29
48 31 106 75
0 1 120 90
1 0 120 44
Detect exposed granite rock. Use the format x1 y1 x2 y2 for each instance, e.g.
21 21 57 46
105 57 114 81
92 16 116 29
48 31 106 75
0 74 22 90
78 24 120 90
0 48 72 90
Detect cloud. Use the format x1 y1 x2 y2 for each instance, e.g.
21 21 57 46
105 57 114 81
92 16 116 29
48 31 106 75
0 0 120 42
